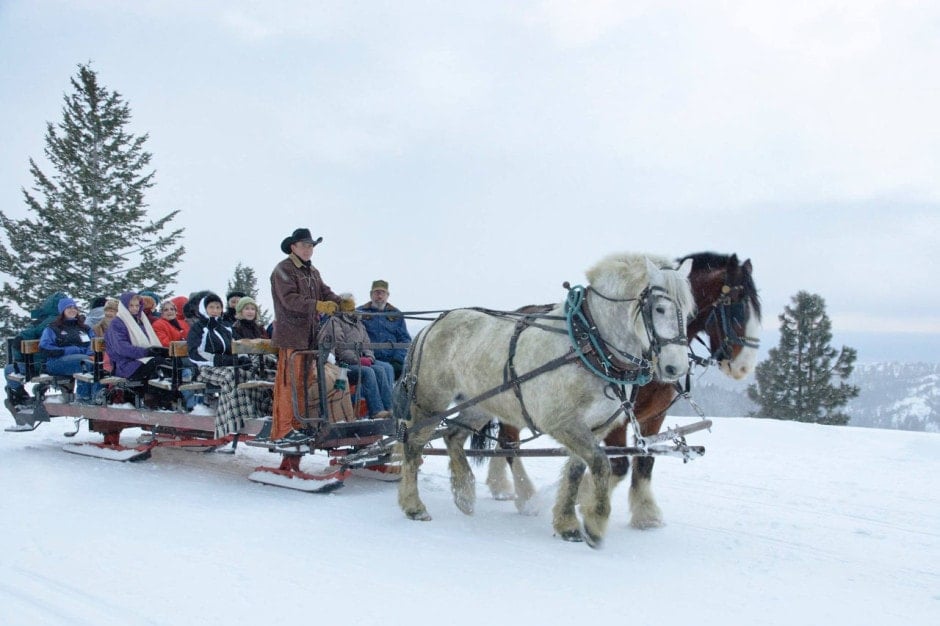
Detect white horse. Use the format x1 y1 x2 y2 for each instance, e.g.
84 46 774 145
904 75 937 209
395 253 695 548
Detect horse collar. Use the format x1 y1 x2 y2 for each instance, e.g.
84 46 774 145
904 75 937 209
564 284 652 386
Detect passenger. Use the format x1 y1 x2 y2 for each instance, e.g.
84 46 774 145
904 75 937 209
152 297 197 410
269 227 342 442
231 296 268 340
4 292 66 408
357 279 412 379
187 292 265 437
184 290 210 327
223 290 246 326
38 297 96 401
91 298 119 375
85 296 108 330
138 292 160 323
104 292 172 407
152 299 190 345
318 294 393 419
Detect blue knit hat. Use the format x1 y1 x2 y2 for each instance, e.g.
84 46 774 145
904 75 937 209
57 297 77 314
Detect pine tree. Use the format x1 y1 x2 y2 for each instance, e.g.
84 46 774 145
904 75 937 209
747 291 860 425
227 261 271 324
0 63 184 332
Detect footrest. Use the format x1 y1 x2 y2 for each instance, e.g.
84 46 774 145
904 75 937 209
100 376 129 385
7 373 25 383
179 382 206 391
31 374 55 384
148 379 174 391
73 372 96 383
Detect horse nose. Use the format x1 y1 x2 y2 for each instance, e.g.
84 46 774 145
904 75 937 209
664 364 678 378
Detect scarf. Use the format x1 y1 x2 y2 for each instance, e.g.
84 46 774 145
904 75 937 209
116 301 163 349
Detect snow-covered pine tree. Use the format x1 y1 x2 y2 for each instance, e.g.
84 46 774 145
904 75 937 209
0 63 184 332
747 291 859 425
227 261 271 324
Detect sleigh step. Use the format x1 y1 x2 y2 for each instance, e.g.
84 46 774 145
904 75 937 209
248 466 349 493
63 442 154 462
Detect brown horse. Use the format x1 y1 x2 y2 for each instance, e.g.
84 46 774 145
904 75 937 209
482 252 761 532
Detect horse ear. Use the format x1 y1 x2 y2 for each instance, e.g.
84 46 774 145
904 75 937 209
743 258 753 274
676 257 693 279
645 257 662 280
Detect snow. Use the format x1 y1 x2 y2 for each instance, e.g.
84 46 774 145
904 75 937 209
2 412 938 625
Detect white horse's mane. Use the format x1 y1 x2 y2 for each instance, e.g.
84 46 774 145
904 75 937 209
585 252 696 318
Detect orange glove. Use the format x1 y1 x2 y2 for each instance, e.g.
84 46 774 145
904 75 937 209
316 300 338 315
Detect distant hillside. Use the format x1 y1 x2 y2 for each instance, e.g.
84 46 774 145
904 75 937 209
669 362 940 433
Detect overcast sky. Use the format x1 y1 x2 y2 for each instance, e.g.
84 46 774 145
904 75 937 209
1 1 938 362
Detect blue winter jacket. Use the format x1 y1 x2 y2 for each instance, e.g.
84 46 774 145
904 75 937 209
355 303 411 364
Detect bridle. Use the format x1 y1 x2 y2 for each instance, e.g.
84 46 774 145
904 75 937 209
565 282 688 386
697 282 760 363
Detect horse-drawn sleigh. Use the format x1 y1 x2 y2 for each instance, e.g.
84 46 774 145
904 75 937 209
3 251 759 546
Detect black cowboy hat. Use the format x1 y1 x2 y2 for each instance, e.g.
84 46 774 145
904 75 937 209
280 228 322 255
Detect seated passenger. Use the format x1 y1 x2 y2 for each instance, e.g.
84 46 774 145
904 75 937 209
152 299 190 345
231 296 268 340
223 290 246 326
104 292 172 407
38 297 96 400
85 296 108 330
357 279 411 379
91 298 118 375
152 298 197 409
4 292 66 407
187 292 267 437
138 292 160 323
317 294 394 418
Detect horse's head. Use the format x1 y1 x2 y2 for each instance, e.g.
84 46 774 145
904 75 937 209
682 252 762 380
585 253 695 383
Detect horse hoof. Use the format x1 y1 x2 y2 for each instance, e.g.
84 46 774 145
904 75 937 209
406 510 432 521
630 516 664 530
492 491 515 501
557 529 583 542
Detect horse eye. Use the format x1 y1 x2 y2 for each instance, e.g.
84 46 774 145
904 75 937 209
655 306 666 315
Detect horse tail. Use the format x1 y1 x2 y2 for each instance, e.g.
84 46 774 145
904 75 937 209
469 418 499 466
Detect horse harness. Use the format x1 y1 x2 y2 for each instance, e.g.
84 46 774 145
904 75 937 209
694 282 760 364
401 280 685 443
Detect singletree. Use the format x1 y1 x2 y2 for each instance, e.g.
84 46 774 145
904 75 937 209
748 291 859 425
0 63 184 332
227 261 271 324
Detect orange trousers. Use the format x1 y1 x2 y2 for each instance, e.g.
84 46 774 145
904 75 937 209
271 348 313 439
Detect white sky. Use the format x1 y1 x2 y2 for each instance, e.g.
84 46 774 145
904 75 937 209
1 1 938 360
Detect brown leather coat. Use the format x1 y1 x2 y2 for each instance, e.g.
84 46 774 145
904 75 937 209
270 254 341 350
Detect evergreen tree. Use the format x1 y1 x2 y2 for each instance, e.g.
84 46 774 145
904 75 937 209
747 291 859 425
0 63 184 332
227 261 271 324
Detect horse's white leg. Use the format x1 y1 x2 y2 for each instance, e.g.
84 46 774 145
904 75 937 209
444 428 476 515
485 456 515 500
552 456 587 542
398 438 431 521
508 457 537 515
629 456 663 529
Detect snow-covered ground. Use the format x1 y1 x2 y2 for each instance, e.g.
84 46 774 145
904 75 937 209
1 411 938 625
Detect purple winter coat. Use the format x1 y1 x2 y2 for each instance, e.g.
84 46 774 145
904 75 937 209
104 292 152 378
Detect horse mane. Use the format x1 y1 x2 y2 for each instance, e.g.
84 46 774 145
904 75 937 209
586 252 696 318
678 251 762 321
